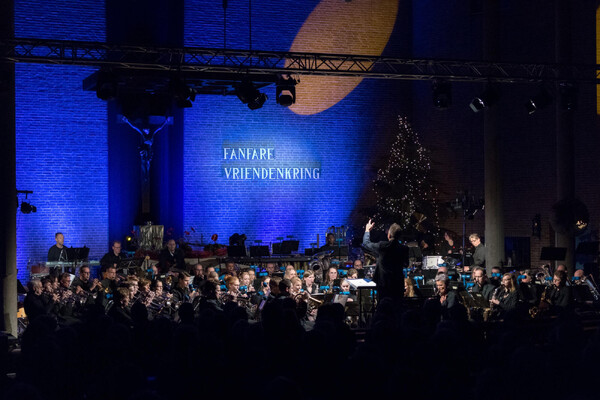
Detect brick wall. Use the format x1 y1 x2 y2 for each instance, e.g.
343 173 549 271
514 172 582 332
411 0 600 269
14 0 107 281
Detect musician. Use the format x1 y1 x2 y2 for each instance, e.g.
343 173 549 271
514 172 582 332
265 262 277 277
404 277 420 298
471 267 495 301
100 240 125 271
353 259 364 270
347 268 358 280
191 263 205 288
301 270 317 295
277 278 292 298
284 265 297 280
47 232 67 262
158 239 185 273
469 233 485 269
547 270 573 311
435 274 458 311
171 271 199 304
221 261 237 279
70 265 100 294
490 273 518 315
490 266 502 287
339 279 356 302
319 232 336 250
324 266 339 291
363 219 409 301
135 278 155 307
439 231 459 255
108 287 133 326
419 238 434 258
239 271 255 295
98 266 118 307
225 275 243 298
55 273 77 322
24 279 57 322
517 269 540 307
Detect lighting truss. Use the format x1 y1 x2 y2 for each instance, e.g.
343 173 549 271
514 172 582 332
0 38 599 84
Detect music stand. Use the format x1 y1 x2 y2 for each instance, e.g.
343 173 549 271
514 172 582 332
540 247 567 261
227 245 247 258
67 246 89 261
280 240 299 255
249 246 269 258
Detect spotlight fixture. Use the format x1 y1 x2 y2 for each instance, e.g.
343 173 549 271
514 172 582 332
235 80 267 110
432 79 452 109
276 75 297 106
20 202 36 214
95 69 119 100
469 84 499 113
559 82 577 111
170 77 196 108
526 87 552 115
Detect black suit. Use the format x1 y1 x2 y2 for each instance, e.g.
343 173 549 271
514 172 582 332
158 248 185 273
362 231 408 300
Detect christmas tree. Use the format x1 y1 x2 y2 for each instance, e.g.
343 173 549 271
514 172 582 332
373 116 439 233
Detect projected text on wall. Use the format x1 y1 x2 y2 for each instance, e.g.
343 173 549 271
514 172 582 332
222 144 320 180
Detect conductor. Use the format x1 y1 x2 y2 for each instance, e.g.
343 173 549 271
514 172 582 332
362 219 409 301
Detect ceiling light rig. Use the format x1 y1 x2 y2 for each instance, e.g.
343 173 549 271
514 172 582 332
235 80 268 110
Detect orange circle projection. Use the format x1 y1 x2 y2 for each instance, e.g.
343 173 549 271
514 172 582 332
287 0 399 115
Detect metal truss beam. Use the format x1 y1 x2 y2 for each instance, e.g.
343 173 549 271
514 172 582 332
1 38 599 84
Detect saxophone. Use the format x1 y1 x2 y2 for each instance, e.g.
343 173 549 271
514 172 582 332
529 285 551 318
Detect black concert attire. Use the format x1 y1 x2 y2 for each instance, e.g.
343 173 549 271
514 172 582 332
70 276 95 293
24 292 55 322
518 282 540 306
440 241 459 256
97 278 118 308
362 231 409 300
100 251 125 271
472 244 485 268
303 283 319 295
108 303 133 326
192 275 205 289
158 248 185 273
171 286 193 304
493 288 518 315
471 282 495 301
47 245 67 262
548 285 573 311
441 290 459 309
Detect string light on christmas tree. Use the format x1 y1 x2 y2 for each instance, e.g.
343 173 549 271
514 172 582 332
372 116 440 233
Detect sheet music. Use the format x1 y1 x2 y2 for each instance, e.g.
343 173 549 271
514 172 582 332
348 278 376 289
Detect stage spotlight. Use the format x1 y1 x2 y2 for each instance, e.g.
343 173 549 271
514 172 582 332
432 79 452 109
235 81 267 110
526 87 552 114
170 77 196 108
95 69 118 100
20 202 36 214
559 82 577 111
469 84 498 113
276 75 297 106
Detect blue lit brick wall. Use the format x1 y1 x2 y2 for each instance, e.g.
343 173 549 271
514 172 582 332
15 0 107 281
183 0 411 250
